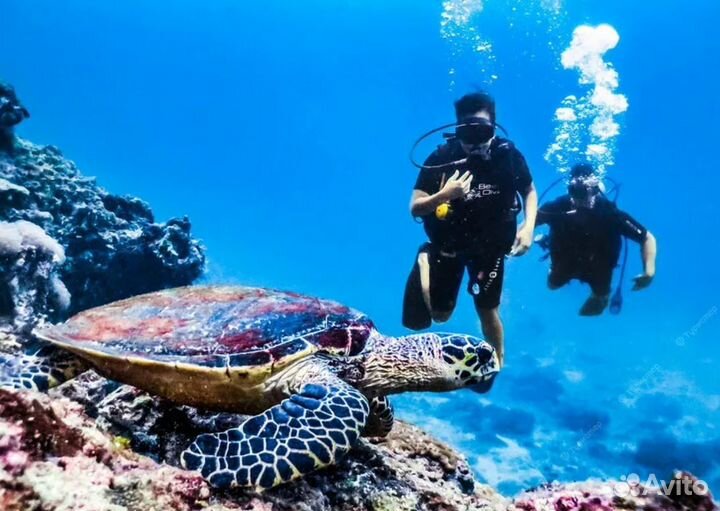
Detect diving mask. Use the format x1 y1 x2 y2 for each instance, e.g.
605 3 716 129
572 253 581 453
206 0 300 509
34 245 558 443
568 175 603 206
455 117 495 146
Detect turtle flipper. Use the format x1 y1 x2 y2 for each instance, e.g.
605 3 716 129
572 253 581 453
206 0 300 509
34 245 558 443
364 395 394 437
181 382 370 490
1 342 86 391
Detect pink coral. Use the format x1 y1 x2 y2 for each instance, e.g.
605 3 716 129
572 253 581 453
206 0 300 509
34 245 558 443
511 478 718 511
0 386 505 510
2 384 718 511
555 495 579 510
0 389 216 511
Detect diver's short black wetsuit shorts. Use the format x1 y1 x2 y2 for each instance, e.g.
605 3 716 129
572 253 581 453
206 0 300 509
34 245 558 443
548 259 613 296
402 242 505 330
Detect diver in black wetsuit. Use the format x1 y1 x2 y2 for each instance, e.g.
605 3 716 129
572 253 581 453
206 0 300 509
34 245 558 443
536 163 657 316
403 92 538 366
0 82 30 152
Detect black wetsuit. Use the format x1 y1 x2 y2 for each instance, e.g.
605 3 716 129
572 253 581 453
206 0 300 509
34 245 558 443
403 137 532 330
537 195 648 295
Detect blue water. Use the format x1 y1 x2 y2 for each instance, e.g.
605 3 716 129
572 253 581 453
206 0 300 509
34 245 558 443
3 0 719 495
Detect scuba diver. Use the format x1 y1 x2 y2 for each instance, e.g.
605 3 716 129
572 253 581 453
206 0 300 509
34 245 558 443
536 163 657 316
0 81 30 152
403 92 538 367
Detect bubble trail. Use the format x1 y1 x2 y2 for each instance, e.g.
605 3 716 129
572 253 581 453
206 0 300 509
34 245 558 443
440 0 496 88
545 24 628 176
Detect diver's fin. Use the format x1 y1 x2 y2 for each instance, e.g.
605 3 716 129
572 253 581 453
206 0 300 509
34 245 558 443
579 295 609 316
402 253 432 330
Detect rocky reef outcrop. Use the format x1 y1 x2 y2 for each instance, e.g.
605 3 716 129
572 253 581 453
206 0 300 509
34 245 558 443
1 364 715 511
1 373 504 511
0 83 205 325
0 82 29 152
0 219 70 332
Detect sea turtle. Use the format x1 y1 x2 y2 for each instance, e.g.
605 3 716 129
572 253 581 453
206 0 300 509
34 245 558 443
1 285 499 490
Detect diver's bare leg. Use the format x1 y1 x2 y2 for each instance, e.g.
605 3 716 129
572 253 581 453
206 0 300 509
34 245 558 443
478 307 504 367
418 252 454 322
417 252 432 314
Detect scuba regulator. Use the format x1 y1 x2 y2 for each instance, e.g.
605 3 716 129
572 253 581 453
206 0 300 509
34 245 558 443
409 117 509 170
411 117 509 222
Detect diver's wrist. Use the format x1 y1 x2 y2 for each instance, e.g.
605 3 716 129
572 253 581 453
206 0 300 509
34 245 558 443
519 222 534 234
435 188 452 203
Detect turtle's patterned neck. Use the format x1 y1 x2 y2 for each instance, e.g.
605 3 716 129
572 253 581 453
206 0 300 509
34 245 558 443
358 333 449 395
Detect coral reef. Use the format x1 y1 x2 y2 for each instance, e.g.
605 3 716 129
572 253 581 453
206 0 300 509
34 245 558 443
1 379 506 511
0 138 205 318
0 387 215 511
0 78 204 322
0 220 69 331
51 370 500 510
510 474 717 511
0 82 29 152
1 368 716 511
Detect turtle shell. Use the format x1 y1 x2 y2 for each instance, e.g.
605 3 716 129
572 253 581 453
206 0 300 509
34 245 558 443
34 286 377 411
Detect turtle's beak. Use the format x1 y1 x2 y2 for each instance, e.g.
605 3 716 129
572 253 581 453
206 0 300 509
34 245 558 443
469 349 500 394
470 372 499 394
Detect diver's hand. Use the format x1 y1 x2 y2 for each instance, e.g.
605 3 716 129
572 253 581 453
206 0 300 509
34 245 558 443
510 225 534 256
439 170 473 201
632 273 654 291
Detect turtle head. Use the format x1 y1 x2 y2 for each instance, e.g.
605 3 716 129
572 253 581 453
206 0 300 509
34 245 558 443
359 332 499 394
437 334 499 391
